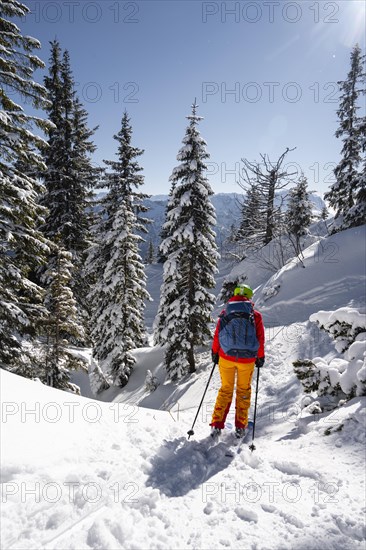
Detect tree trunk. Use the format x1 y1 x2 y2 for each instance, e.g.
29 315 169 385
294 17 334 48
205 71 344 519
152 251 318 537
264 172 276 245
188 345 196 373
187 254 196 373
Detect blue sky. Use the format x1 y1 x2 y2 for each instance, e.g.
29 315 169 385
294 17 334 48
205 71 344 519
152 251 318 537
19 0 366 196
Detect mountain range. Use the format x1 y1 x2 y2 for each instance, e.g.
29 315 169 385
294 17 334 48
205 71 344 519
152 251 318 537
141 191 326 259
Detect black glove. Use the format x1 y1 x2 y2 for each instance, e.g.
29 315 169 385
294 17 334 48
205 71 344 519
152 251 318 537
256 357 265 368
212 351 219 365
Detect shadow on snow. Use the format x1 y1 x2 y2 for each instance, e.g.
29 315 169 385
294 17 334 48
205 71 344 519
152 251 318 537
146 435 234 497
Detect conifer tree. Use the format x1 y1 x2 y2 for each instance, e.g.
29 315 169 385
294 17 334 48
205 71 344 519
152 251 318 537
87 112 151 388
349 148 366 227
69 95 99 329
320 205 329 221
103 110 150 233
146 239 154 264
41 40 64 233
41 42 98 335
154 101 218 379
0 1 50 169
235 184 264 249
0 0 52 369
343 64 366 229
41 246 85 393
325 44 365 226
286 176 313 257
228 222 237 243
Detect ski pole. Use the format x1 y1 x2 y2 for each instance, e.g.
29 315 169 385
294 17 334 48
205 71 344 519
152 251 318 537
249 365 261 452
187 362 216 439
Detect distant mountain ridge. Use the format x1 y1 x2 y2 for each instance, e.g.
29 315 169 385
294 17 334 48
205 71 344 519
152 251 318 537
94 191 325 260
141 191 325 259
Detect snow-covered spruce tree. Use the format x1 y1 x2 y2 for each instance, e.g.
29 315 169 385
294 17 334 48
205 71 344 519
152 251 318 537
343 70 366 229
41 42 98 337
103 110 150 235
294 307 366 410
324 44 365 227
235 183 265 251
350 154 366 227
40 245 85 393
68 95 100 334
87 113 151 388
0 0 52 370
320 205 329 221
239 147 296 246
146 239 154 264
154 101 219 379
227 222 237 243
286 176 313 258
40 40 64 228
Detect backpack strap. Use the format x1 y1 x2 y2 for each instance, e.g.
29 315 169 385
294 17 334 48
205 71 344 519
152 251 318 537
222 301 255 324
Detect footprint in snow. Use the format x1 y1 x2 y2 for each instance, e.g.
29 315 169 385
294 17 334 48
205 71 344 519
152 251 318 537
261 503 304 528
235 507 258 523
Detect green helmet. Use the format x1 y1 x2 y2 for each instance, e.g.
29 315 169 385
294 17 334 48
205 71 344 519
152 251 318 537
233 284 253 299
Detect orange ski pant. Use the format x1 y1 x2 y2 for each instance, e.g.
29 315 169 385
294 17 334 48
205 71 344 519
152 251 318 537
210 357 255 429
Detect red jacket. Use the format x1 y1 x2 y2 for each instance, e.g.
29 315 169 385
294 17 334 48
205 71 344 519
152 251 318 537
212 296 265 363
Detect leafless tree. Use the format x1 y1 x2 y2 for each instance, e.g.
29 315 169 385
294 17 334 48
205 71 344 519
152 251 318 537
239 147 297 246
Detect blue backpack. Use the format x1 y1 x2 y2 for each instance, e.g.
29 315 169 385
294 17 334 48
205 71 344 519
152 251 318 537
218 300 259 358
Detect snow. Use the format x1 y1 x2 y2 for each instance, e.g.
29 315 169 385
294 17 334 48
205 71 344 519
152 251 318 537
255 225 366 325
0 110 11 124
303 305 366 398
1 223 366 549
311 308 366 332
2 328 366 549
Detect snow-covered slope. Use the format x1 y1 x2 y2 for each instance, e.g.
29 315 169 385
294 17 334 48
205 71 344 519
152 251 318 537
1 225 365 550
2 328 365 549
256 225 366 325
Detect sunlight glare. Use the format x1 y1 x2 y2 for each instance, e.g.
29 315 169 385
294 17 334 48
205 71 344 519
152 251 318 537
341 1 366 48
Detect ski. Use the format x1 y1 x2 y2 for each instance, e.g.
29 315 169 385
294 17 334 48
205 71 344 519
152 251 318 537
224 421 254 457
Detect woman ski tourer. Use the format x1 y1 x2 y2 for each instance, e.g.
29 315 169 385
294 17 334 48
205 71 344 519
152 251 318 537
210 284 265 438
